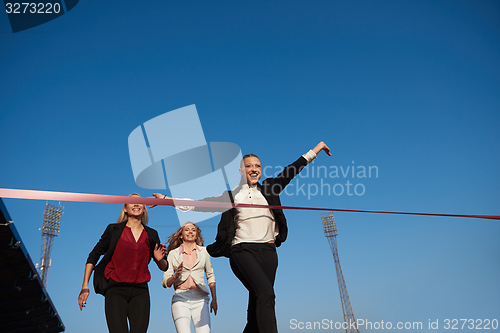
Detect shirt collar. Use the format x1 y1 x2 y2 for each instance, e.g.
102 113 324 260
241 183 258 190
179 243 200 254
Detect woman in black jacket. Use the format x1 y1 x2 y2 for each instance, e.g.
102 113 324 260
78 193 168 333
154 142 331 333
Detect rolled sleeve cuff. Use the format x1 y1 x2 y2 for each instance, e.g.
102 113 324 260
175 198 194 212
302 150 317 164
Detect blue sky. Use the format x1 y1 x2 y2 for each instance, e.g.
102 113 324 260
1 1 499 332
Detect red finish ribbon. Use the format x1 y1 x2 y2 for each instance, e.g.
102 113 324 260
1 188 499 220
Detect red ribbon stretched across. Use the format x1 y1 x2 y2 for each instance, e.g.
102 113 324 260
0 188 499 220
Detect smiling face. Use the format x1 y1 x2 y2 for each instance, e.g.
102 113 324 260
240 156 262 185
181 223 197 243
123 194 144 218
117 193 149 225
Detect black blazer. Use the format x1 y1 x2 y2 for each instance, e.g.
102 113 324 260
195 155 309 258
86 221 163 272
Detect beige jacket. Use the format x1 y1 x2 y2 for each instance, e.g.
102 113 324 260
162 245 215 294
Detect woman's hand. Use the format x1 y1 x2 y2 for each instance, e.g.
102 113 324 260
166 262 183 288
210 298 218 315
208 282 217 315
78 263 94 311
78 288 89 311
175 262 184 276
154 243 168 271
153 243 167 261
312 141 332 156
148 193 172 208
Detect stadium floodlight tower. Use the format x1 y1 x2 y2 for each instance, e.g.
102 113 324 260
321 213 360 333
39 202 63 288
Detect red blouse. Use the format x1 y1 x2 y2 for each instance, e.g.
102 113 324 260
105 226 151 283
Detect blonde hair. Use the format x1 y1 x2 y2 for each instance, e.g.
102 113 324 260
116 193 149 225
167 222 204 253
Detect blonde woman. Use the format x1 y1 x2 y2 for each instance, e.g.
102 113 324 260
78 193 168 333
163 222 217 333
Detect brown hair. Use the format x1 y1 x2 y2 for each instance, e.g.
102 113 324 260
166 222 204 253
116 193 149 225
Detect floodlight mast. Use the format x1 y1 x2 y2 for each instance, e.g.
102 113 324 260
39 202 63 288
321 213 360 333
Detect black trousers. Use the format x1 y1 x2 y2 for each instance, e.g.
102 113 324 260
104 280 150 333
230 242 278 333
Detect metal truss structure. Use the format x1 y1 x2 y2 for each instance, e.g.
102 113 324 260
321 213 360 333
39 202 63 288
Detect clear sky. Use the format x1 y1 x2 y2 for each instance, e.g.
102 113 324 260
1 1 499 332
